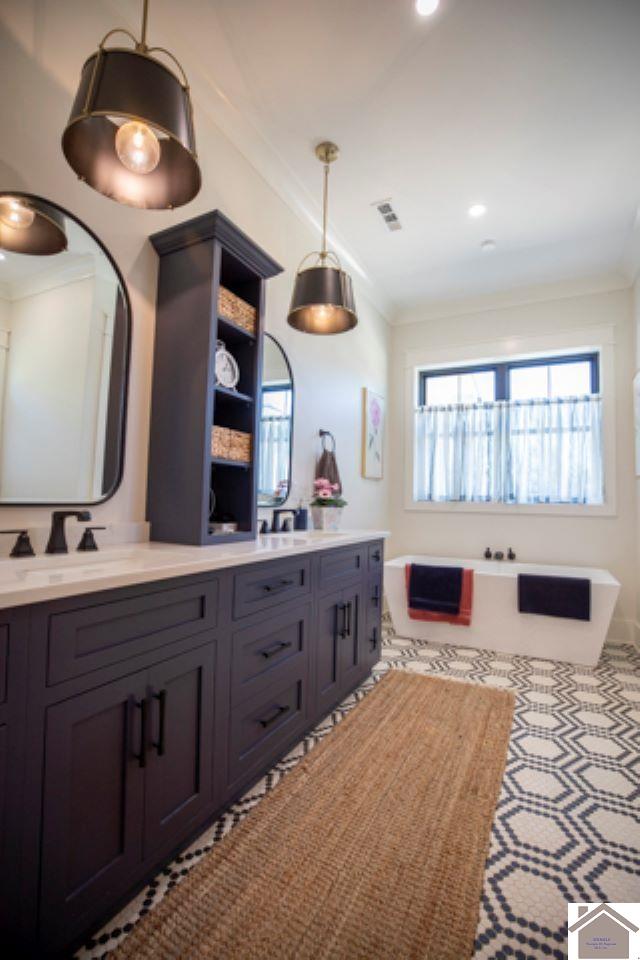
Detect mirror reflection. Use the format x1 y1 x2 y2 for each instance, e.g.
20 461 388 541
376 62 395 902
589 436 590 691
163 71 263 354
258 334 293 507
0 193 129 504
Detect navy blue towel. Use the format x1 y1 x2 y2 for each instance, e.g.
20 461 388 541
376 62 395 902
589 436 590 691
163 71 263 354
408 564 464 614
518 574 591 621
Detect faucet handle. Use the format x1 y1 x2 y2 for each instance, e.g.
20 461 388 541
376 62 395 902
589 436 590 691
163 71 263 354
77 526 106 552
484 547 493 559
0 530 35 558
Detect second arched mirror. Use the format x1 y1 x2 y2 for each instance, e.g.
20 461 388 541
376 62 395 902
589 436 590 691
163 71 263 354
258 334 294 507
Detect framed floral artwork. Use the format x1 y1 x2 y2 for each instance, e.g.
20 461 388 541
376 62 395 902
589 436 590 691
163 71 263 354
362 388 385 479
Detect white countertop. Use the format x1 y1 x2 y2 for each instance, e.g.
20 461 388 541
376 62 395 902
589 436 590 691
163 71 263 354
0 530 389 610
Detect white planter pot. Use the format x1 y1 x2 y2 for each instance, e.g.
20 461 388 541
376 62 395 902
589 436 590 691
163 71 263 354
311 506 343 532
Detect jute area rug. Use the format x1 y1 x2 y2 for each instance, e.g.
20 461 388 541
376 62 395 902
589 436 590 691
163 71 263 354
114 671 514 960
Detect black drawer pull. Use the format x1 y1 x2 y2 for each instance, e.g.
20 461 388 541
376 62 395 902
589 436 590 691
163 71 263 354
262 578 295 594
372 584 380 607
153 689 167 757
370 627 378 651
135 698 149 769
258 704 291 728
336 602 347 639
260 640 293 659
372 549 381 562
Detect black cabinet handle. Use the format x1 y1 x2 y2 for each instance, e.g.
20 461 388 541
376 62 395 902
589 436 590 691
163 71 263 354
372 584 380 608
135 698 149 768
344 601 352 638
262 578 295 594
153 689 167 757
372 548 381 562
336 602 347 639
370 627 378 651
258 704 291 728
259 640 293 659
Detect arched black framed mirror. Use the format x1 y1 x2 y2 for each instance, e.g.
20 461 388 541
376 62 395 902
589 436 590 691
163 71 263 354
258 333 294 507
0 192 130 504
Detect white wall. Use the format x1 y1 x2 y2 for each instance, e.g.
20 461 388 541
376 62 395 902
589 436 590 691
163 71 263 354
388 288 637 633
0 1 390 547
633 274 640 636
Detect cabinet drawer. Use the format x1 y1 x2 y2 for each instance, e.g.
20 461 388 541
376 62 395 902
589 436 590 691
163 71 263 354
232 558 311 620
228 675 307 791
47 577 219 685
368 541 384 573
318 546 366 592
231 604 311 706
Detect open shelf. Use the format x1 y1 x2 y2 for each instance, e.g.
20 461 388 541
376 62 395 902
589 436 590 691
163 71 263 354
217 315 256 346
148 210 282 545
211 456 251 469
214 385 253 404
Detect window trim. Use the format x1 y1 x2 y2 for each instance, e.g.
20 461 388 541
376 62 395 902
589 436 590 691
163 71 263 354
418 351 599 406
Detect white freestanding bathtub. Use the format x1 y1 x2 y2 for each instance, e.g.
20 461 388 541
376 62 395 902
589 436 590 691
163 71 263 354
384 556 620 666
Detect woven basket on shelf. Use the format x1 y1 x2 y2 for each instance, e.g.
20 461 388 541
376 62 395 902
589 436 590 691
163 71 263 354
217 285 257 336
211 426 252 463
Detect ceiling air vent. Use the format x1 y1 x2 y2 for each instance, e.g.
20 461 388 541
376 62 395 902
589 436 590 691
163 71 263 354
373 199 402 232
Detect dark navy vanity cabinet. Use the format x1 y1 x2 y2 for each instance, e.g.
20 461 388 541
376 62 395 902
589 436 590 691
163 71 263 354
1 538 383 958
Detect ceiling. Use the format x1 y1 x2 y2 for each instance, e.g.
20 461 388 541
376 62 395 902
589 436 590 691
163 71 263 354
130 1 640 315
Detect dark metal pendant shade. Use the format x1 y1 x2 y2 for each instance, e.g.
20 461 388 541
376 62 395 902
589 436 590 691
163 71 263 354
0 195 67 256
287 265 357 335
63 48 200 209
287 142 358 335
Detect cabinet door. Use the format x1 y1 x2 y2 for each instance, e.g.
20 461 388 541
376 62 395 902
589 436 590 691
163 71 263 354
144 642 216 860
315 590 343 716
339 584 366 693
39 671 147 950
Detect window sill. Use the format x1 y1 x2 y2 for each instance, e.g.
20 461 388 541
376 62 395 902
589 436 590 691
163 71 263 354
405 499 617 518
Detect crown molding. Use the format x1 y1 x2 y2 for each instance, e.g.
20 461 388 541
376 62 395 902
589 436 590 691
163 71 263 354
5 256 94 303
391 271 631 327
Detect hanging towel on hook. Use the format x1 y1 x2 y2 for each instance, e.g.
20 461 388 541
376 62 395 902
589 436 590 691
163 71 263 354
316 430 342 495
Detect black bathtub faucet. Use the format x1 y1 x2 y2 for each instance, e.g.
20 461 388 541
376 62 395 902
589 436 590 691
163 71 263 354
508 547 516 561
484 547 492 559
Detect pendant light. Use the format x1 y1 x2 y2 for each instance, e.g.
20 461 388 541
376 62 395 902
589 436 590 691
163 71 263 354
287 142 358 335
0 194 67 256
62 0 200 210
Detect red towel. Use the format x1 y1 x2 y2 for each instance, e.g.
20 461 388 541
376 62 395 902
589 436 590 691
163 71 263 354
405 565 474 626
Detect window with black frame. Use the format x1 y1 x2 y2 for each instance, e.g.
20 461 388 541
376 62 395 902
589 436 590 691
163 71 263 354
415 352 603 505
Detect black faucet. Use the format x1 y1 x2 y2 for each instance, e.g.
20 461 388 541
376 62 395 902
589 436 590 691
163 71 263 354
46 510 91 555
271 509 296 533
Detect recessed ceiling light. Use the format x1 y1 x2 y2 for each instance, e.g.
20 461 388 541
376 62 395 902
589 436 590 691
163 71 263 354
416 0 439 16
468 203 487 219
480 239 497 252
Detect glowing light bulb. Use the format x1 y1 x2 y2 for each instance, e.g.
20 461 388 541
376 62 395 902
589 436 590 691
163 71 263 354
0 198 35 230
416 0 439 16
115 121 161 175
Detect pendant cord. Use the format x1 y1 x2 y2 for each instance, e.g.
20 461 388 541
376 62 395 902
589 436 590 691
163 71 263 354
321 162 329 261
140 0 150 49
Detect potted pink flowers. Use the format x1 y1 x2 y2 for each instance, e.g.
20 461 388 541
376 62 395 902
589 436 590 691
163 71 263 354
310 478 347 531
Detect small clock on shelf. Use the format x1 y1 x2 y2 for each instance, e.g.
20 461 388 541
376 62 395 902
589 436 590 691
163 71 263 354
215 339 240 390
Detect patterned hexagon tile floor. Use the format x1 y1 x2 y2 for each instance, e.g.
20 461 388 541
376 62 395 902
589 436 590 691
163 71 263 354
76 617 640 960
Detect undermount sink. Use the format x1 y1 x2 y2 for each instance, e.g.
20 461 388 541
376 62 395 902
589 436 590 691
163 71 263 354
0 547 196 587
